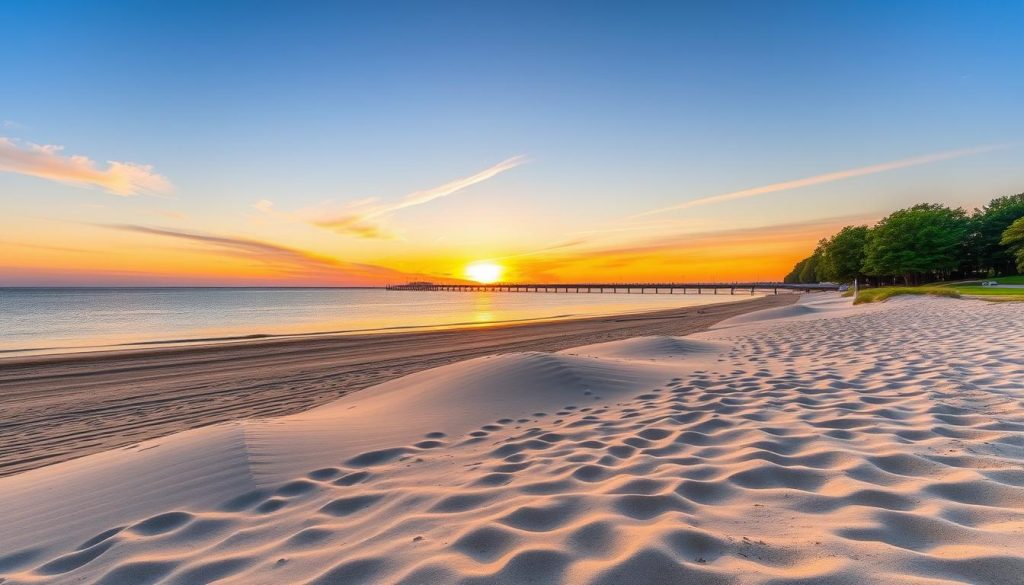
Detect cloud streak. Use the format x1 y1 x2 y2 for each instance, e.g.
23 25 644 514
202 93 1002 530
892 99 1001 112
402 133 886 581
309 155 525 238
104 224 415 284
633 144 1008 218
0 137 172 196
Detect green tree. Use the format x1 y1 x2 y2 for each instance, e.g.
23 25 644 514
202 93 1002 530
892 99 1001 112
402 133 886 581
784 255 815 284
967 193 1024 276
783 257 806 284
817 225 869 283
1001 216 1024 273
863 204 969 284
798 252 821 283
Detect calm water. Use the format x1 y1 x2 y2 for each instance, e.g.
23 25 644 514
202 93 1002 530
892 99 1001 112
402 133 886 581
0 287 755 356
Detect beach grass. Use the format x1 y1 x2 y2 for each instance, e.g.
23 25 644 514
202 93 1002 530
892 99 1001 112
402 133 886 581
854 286 960 304
851 275 1024 303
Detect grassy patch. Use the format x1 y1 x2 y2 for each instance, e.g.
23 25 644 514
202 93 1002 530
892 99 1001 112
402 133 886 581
970 295 1024 302
854 287 961 304
933 275 1024 297
951 286 1024 296
940 275 1024 287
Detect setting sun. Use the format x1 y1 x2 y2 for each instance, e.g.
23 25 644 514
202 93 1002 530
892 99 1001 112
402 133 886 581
465 261 503 283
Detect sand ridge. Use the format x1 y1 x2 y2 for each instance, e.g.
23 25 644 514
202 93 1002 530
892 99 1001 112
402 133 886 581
1 294 1023 584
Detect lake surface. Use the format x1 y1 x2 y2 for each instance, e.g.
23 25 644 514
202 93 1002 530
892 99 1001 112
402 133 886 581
0 287 756 356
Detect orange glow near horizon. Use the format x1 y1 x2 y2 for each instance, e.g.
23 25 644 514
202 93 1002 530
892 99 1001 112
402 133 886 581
1 130 1002 289
0 216 854 286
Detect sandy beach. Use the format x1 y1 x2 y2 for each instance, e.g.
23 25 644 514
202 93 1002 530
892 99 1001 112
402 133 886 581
5 3 1022 583
0 295 791 478
1 293 1022 584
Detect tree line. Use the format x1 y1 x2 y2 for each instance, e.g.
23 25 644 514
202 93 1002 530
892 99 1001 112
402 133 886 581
784 193 1024 285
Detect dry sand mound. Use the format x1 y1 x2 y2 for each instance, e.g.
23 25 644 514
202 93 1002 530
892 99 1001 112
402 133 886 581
712 293 862 329
2 295 1023 584
559 336 729 361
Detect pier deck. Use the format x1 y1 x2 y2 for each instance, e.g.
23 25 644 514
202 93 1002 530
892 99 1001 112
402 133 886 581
385 282 838 295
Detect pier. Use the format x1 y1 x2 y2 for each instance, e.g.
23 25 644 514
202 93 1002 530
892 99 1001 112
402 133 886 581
385 282 838 295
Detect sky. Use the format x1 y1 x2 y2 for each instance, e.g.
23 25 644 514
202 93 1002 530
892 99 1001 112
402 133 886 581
1 0 1022 286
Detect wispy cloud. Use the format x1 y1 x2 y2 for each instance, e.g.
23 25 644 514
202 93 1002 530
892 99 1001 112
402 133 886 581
103 224 414 284
299 156 525 238
253 199 276 213
0 137 172 196
633 145 1008 218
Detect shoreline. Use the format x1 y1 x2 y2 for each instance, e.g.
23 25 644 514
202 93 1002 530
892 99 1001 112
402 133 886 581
0 294 795 477
1 289 761 359
0 312 580 358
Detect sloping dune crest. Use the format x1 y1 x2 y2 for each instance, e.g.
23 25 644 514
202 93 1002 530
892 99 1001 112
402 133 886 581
711 293 865 329
2 295 1023 584
559 336 729 361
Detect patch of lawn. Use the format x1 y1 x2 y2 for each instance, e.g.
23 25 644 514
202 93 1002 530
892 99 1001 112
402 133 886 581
940 275 1024 287
953 286 1024 297
930 275 1024 297
854 287 960 304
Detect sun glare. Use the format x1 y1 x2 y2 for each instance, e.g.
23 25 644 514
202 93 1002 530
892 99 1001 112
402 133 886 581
465 261 503 284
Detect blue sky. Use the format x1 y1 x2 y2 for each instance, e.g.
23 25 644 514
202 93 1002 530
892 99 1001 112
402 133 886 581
1 1 1022 284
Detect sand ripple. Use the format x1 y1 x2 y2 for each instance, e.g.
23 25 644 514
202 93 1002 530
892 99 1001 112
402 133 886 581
1 295 1023 584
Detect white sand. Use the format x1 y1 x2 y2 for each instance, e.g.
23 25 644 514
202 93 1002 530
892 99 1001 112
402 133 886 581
1 294 1023 584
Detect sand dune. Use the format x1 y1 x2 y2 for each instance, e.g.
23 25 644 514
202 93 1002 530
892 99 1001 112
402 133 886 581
2 294 1023 584
559 336 730 361
711 294 862 329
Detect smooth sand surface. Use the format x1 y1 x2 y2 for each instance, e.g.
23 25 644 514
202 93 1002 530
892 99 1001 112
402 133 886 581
0 295 791 478
2 294 1024 584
